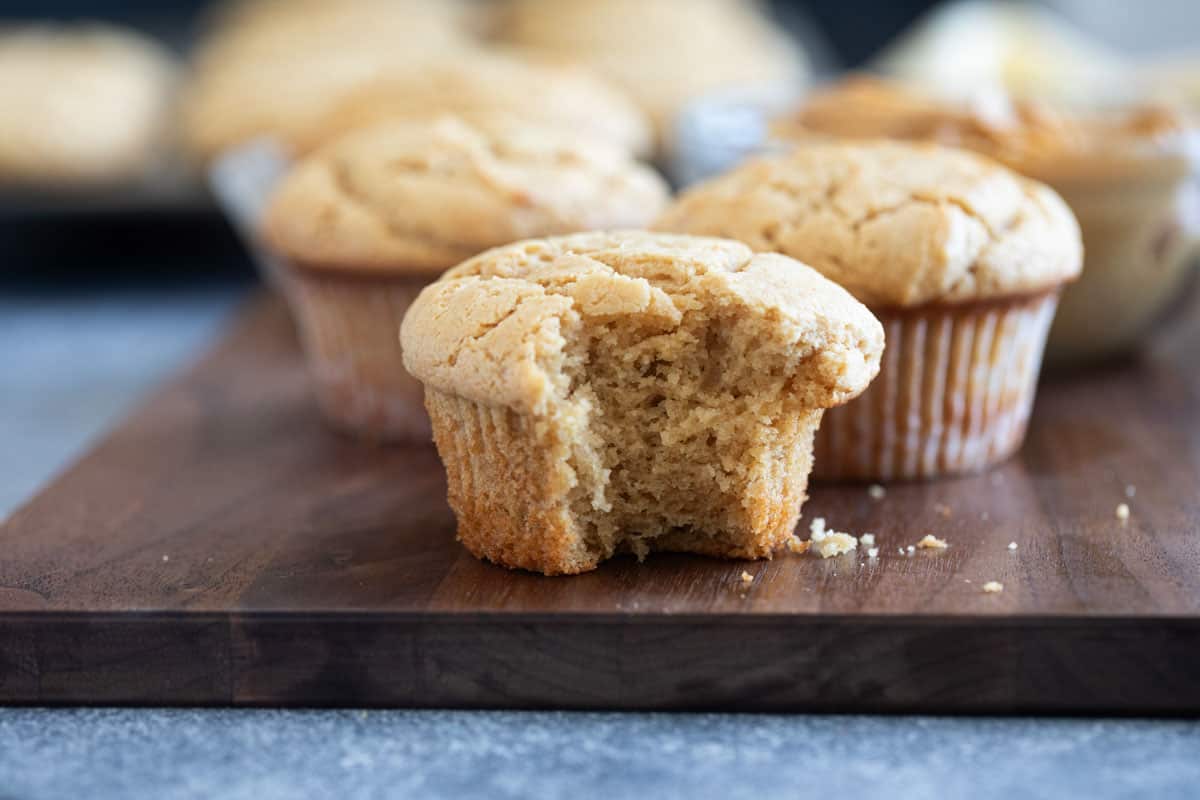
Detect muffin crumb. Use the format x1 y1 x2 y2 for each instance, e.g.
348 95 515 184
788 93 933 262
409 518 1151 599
866 547 879 559
786 536 811 555
1007 541 1019 551
805 517 858 558
1116 503 1130 522
917 534 948 550
739 570 754 587
812 532 858 558
905 545 915 556
860 533 876 547
630 538 650 562
867 484 886 500
809 517 827 541
982 581 1005 594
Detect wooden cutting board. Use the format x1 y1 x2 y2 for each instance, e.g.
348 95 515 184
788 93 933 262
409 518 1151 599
2 293 1198 712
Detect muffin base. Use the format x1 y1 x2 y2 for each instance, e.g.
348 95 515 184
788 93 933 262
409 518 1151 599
287 268 433 443
814 291 1059 481
426 389 821 575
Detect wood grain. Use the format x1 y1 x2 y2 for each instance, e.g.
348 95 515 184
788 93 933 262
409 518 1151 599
2 293 1199 711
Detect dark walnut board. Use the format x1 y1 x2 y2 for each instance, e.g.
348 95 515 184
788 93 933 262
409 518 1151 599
3 293 1199 713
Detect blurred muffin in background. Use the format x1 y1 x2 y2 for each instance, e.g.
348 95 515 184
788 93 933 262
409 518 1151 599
0 24 177 186
180 0 479 162
301 49 653 158
873 0 1132 107
200 0 478 44
262 114 669 441
776 76 1200 365
491 0 808 149
1144 57 1200 114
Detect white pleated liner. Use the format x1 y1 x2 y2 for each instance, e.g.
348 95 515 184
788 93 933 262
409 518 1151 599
288 272 432 442
815 292 1059 480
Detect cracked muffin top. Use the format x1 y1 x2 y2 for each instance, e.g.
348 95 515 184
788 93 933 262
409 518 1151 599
262 116 670 274
400 230 884 414
655 140 1083 307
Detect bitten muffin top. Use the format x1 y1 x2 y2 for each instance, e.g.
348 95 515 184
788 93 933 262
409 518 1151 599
655 141 1083 307
263 116 670 274
400 230 884 414
774 75 1197 181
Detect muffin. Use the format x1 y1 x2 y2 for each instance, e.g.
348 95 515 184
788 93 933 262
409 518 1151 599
180 0 477 162
299 49 654 159
183 3 653 165
400 231 884 574
263 116 670 441
873 1 1131 106
491 0 807 147
0 24 176 185
776 75 1200 364
657 141 1083 480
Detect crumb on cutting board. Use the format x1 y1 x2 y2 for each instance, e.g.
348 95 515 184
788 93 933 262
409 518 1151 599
917 534 948 550
860 533 876 547
807 517 858 558
867 484 886 500
1116 503 1130 521
786 535 810 555
982 581 1005 594
813 532 857 558
1007 541 1018 551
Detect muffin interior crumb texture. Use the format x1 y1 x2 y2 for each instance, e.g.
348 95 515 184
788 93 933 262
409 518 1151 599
559 286 824 566
404 232 883 574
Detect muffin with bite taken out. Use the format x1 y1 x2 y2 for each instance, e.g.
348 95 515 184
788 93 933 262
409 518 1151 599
400 231 884 574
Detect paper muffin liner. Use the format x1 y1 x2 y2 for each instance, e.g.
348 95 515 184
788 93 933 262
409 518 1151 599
288 269 433 442
424 389 590 574
424 387 823 575
814 291 1059 481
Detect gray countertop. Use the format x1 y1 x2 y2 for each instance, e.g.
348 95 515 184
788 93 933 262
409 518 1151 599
2 285 1198 800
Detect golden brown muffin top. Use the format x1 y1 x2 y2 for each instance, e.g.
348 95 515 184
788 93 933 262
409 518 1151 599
263 116 670 274
656 140 1083 307
401 230 884 414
